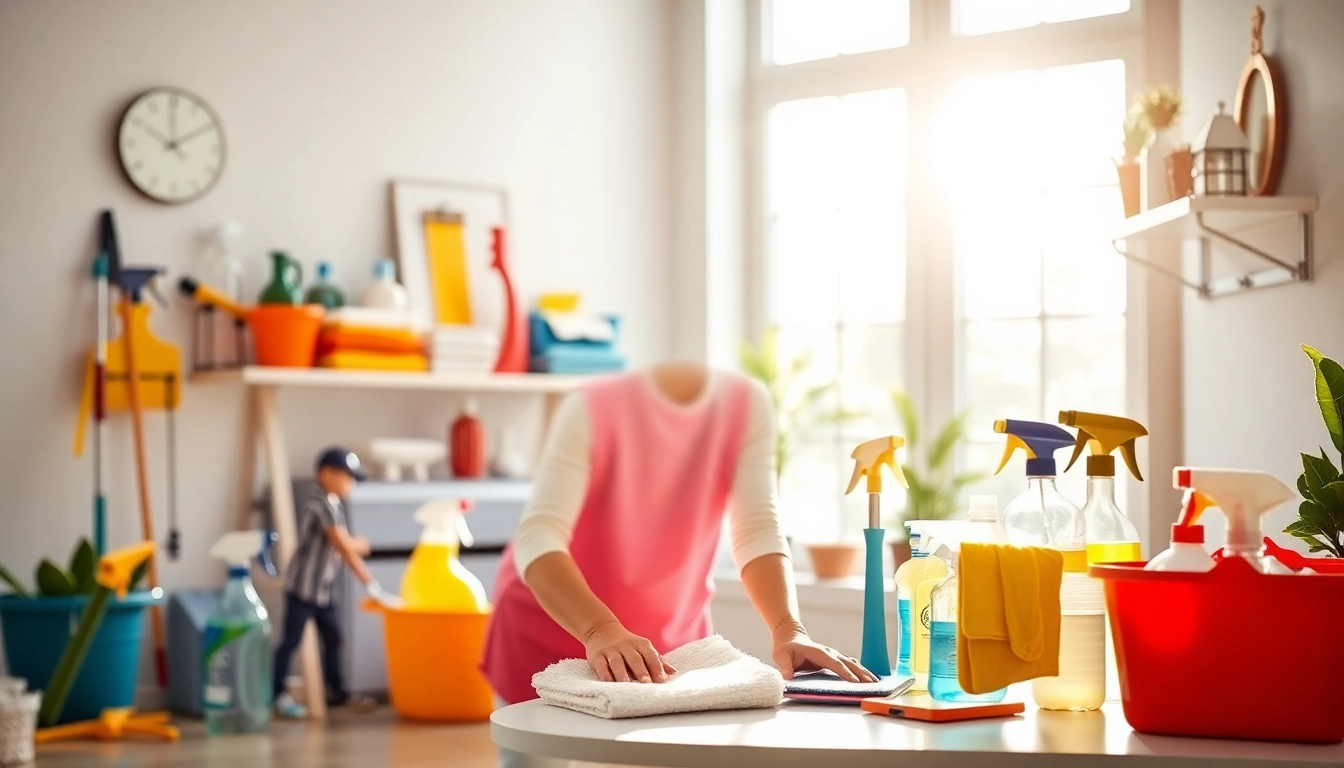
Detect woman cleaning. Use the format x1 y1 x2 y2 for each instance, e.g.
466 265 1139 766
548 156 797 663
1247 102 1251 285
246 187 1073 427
482 363 875 764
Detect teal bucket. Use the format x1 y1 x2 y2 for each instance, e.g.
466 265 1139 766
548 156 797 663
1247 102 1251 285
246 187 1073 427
0 591 160 723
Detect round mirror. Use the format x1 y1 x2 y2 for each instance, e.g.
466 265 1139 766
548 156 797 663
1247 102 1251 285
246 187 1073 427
1242 69 1270 190
1233 8 1283 196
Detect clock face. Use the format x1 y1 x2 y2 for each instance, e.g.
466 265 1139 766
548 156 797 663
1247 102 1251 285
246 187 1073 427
117 88 225 204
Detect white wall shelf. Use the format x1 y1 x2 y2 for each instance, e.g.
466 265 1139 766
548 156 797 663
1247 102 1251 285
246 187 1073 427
1111 195 1317 298
193 365 588 393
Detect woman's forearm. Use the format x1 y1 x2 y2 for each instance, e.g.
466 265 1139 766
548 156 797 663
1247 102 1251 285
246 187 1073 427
740 553 807 640
524 551 623 643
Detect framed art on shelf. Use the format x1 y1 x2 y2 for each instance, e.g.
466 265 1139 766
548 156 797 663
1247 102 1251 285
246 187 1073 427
389 179 510 333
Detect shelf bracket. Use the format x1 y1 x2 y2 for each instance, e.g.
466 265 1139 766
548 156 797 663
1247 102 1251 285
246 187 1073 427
1112 210 1313 299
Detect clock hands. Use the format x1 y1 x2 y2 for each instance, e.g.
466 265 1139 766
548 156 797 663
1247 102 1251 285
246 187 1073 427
140 123 188 161
174 122 216 147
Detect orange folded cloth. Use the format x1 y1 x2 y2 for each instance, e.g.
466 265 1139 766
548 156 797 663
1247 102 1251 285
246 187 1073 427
317 350 428 372
957 543 1062 695
318 328 425 356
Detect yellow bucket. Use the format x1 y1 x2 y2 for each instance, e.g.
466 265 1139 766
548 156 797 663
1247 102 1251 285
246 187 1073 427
363 600 493 721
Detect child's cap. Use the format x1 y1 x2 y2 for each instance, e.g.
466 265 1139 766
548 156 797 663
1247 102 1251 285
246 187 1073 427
316 446 368 481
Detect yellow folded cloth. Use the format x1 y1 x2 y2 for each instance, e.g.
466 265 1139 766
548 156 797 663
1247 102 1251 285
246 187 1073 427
957 543 1062 695
316 350 429 372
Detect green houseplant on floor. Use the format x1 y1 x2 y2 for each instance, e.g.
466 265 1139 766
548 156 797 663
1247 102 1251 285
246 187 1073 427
0 538 156 724
1284 344 1344 558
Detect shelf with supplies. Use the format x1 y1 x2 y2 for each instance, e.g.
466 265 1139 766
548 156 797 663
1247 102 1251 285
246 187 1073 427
1110 195 1317 299
196 364 585 719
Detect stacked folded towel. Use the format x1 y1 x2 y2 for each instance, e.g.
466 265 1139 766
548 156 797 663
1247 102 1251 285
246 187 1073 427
531 635 784 719
430 325 499 374
317 308 427 372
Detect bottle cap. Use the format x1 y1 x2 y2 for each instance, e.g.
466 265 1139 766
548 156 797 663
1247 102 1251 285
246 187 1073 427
1024 457 1056 476
968 494 998 523
374 259 395 279
1086 454 1116 477
317 261 331 279
1171 524 1205 544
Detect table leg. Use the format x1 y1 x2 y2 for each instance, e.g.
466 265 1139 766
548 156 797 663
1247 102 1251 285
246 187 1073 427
256 384 328 719
235 387 258 531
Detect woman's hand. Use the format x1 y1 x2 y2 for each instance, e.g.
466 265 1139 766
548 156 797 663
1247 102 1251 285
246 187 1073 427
771 623 876 683
582 621 677 683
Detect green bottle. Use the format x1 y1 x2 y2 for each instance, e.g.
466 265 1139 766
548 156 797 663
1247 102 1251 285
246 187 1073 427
304 262 345 309
258 251 303 306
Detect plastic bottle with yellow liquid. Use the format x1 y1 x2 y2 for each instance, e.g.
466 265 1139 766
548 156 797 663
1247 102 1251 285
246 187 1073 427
400 499 489 612
1058 411 1147 564
895 526 947 690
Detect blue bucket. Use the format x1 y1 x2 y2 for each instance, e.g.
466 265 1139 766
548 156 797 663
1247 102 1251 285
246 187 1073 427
0 591 160 723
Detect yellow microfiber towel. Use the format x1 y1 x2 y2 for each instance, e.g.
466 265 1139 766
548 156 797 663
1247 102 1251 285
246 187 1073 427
957 543 1063 695
317 350 429 372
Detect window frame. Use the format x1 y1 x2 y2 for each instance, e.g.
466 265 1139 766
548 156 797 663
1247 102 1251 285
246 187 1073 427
745 0 1159 543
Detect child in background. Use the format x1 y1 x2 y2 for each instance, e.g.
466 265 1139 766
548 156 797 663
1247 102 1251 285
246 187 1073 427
482 364 874 766
272 446 394 719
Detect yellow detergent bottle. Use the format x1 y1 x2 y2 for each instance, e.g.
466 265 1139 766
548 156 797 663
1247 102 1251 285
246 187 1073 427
1058 411 1148 564
400 499 489 612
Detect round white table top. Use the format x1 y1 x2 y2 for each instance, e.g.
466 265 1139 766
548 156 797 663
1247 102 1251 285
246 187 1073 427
491 696 1344 768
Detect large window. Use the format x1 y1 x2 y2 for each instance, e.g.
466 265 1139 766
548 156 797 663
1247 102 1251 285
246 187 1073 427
755 0 1139 541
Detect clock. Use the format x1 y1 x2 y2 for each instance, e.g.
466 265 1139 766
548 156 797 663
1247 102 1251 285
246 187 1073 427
117 87 225 204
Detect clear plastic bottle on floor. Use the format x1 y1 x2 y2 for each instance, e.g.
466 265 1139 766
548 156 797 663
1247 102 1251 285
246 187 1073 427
204 531 276 735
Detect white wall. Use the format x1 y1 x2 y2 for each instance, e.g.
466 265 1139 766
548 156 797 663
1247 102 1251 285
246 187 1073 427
1180 0 1344 549
0 0 674 591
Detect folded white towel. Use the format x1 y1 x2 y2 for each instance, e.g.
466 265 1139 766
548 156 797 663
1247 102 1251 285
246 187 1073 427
541 312 615 343
531 635 784 719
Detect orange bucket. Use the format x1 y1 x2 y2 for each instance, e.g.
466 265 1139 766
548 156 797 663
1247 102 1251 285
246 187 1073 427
246 305 324 367
364 601 493 721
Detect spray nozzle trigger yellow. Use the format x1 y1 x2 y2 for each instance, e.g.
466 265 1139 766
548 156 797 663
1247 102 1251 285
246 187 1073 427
1058 410 1148 480
845 436 907 495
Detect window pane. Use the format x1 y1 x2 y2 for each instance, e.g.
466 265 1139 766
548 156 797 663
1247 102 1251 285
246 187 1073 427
955 0 1129 37
962 319 1042 443
1042 60 1128 188
1043 316 1126 414
772 213 841 326
780 439 843 541
1041 187 1127 316
770 0 910 66
957 193 1043 319
839 323 903 421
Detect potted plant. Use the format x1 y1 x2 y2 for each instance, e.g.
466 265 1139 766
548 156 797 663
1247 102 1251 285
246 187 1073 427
739 328 865 578
1132 85 1183 209
886 390 986 569
1283 344 1344 558
0 539 156 724
1115 108 1150 217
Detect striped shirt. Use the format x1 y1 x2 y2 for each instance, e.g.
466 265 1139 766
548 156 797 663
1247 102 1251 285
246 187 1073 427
286 487 346 607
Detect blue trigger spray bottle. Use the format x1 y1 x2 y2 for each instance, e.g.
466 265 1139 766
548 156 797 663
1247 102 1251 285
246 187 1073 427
204 530 278 735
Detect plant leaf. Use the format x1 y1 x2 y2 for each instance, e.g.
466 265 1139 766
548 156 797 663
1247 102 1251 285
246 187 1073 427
36 559 77 597
69 538 97 595
891 390 920 450
1298 499 1336 535
1305 346 1344 455
1301 452 1337 500
1298 472 1312 499
0 560 29 598
928 409 973 470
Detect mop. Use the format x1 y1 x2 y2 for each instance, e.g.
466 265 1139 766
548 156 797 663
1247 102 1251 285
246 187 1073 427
91 250 109 556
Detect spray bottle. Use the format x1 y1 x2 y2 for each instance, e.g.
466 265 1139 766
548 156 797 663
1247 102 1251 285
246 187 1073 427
400 499 489 611
1145 490 1217 572
204 530 277 736
1059 411 1147 564
845 436 906 678
1172 467 1296 574
993 419 1103 711
894 523 946 685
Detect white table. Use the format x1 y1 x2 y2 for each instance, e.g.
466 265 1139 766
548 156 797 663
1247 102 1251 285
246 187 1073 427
491 697 1344 768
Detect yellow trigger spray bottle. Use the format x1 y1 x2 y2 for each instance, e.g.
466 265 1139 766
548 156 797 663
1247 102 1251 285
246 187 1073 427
400 499 489 612
994 419 1104 712
1058 411 1147 564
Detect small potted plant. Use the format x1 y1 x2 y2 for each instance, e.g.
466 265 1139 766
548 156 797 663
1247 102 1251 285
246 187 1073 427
886 390 985 568
1283 344 1344 558
1132 85 1184 209
740 328 865 578
1116 108 1150 217
0 540 156 724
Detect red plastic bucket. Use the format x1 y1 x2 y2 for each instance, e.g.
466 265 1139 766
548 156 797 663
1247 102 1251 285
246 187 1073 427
1092 558 1344 743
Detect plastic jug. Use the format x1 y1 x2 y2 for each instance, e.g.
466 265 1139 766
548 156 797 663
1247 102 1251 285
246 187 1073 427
400 499 489 612
304 261 345 309
203 531 276 735
361 259 410 311
259 251 303 305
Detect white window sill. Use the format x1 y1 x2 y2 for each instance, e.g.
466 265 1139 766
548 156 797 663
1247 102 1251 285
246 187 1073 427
712 567 893 610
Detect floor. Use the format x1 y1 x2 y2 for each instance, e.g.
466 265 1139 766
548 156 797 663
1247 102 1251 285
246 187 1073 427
35 708 501 768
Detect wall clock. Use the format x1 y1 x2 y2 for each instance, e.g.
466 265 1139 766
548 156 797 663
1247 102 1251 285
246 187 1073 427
117 87 226 204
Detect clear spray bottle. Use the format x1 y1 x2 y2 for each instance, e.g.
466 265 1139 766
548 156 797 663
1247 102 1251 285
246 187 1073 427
204 530 277 736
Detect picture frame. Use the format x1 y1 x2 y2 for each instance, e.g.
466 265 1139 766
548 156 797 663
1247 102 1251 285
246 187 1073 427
388 178 511 332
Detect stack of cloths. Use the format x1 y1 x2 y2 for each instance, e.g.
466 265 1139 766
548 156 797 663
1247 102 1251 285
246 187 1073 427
317 308 427 372
430 325 499 373
531 635 784 719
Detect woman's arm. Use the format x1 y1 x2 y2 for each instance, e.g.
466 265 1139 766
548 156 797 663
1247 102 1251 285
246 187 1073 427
730 378 875 682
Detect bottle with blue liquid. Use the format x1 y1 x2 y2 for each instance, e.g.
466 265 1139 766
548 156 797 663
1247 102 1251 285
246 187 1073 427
893 523 946 689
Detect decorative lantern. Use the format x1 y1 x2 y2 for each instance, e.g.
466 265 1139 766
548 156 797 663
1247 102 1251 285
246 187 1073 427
1192 101 1249 196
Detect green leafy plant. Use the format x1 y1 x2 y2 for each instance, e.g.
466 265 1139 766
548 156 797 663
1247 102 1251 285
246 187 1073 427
1133 85 1182 129
1284 344 1344 557
739 327 862 487
0 538 147 598
888 390 986 537
1119 107 1152 164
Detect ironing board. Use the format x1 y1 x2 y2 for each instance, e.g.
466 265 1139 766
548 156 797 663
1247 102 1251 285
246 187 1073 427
491 694 1344 768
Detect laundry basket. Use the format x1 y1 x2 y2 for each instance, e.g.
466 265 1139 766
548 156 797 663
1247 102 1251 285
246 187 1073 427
0 679 40 767
1092 558 1344 743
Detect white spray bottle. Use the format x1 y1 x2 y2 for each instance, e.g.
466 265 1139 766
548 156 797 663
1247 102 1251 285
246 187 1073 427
1172 468 1295 574
1145 490 1217 573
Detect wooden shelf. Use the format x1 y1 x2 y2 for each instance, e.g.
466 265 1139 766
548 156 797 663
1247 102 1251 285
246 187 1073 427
193 365 588 393
1113 195 1316 241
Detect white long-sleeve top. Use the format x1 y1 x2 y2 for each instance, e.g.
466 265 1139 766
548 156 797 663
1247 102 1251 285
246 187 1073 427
512 372 791 581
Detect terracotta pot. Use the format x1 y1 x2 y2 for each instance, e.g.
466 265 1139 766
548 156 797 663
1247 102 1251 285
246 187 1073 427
1115 160 1141 218
889 539 912 572
806 543 863 579
1166 146 1194 199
